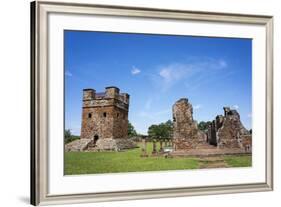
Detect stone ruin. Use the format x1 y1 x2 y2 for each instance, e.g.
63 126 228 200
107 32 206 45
172 98 252 153
207 107 252 152
172 98 208 150
65 86 137 152
65 89 251 154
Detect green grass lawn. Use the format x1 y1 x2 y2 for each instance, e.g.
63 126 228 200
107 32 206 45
64 142 251 175
224 155 252 167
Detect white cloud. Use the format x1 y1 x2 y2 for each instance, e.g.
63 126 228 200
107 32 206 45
131 66 141 75
155 58 228 91
193 104 202 110
65 71 73 77
159 63 190 83
233 105 239 109
157 63 193 91
247 113 252 118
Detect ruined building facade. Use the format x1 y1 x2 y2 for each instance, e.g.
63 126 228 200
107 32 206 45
172 98 252 153
207 107 252 152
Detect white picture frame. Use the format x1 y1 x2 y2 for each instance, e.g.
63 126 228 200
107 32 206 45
30 0 273 205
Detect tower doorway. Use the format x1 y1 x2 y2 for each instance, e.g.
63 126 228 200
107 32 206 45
94 135 99 145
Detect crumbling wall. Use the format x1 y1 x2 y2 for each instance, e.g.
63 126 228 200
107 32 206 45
172 98 206 150
240 134 252 152
207 107 252 151
217 115 243 149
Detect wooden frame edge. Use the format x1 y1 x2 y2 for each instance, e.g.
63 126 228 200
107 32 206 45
30 1 37 205
30 1 274 205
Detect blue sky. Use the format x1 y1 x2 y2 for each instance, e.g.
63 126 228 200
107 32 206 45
65 31 252 135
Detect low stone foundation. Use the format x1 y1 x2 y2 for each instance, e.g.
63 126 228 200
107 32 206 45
88 138 137 151
65 138 137 152
171 148 251 157
65 139 92 152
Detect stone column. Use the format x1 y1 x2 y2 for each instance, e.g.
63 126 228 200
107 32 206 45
140 138 148 157
173 140 177 151
159 140 163 153
164 139 168 147
152 139 157 155
167 140 171 147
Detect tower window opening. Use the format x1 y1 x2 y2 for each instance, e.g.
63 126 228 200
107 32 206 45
88 113 92 118
103 112 107 117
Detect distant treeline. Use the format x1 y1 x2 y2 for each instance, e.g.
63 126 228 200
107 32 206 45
64 129 80 144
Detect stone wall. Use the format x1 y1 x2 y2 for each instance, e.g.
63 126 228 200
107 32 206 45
81 106 115 139
172 98 206 150
240 134 252 152
112 107 128 139
207 107 252 151
172 99 251 153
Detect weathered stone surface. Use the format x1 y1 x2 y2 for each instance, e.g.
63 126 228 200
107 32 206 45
217 116 242 148
172 98 207 150
78 86 133 151
240 134 252 152
171 99 251 154
87 138 137 151
65 139 92 152
140 139 148 157
207 107 252 151
81 87 129 140
65 138 137 152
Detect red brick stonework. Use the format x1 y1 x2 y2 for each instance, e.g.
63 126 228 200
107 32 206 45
172 98 207 150
81 86 129 140
171 98 251 154
76 86 136 151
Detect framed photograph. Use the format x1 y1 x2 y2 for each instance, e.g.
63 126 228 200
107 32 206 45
31 0 273 205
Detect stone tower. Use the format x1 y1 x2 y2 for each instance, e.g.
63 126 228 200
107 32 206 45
80 86 130 150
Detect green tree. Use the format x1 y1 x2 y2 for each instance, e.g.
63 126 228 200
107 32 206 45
165 120 173 129
147 124 158 138
64 129 72 144
64 129 80 144
198 121 212 131
128 121 137 137
147 120 173 140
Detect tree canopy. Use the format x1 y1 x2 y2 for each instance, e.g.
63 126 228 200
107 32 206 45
147 120 173 139
128 121 138 137
198 121 212 131
64 129 80 144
